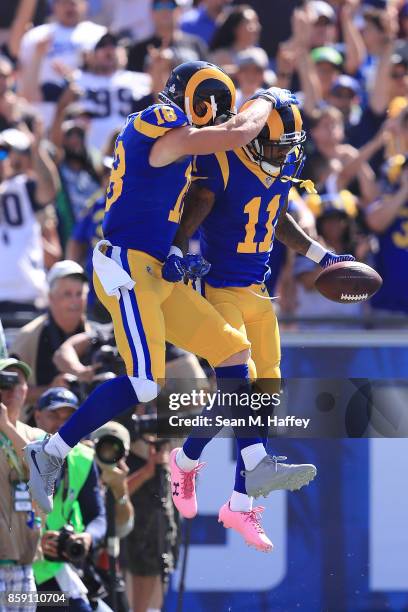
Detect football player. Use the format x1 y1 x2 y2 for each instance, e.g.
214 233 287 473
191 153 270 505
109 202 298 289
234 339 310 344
167 100 354 550
25 61 314 518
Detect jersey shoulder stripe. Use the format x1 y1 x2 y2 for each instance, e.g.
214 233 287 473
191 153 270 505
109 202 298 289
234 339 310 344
133 103 187 140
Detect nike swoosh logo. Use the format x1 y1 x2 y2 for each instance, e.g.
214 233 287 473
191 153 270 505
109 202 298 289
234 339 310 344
30 450 41 474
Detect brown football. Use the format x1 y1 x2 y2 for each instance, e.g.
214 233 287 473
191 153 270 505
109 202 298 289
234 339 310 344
315 261 383 303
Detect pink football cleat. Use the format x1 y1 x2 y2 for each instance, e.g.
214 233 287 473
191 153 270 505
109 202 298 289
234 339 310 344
218 501 273 552
169 448 204 519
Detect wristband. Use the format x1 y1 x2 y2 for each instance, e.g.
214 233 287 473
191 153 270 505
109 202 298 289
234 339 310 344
168 245 183 258
116 494 129 506
254 91 277 107
305 241 327 264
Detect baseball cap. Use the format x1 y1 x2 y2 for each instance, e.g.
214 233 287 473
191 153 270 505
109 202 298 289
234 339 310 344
47 260 87 287
309 1 336 23
153 0 179 9
37 387 79 412
307 190 358 218
94 32 118 51
0 357 31 380
363 0 388 9
331 75 360 95
0 129 31 153
311 46 343 67
91 420 130 454
237 47 269 70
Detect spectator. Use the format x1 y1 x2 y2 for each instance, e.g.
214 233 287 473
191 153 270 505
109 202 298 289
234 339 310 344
66 156 112 316
235 47 274 109
359 4 399 96
124 437 176 612
50 118 100 247
310 46 343 100
209 4 261 74
294 191 371 327
33 387 107 611
0 0 42 65
10 260 98 405
179 0 231 45
64 32 151 151
365 110 408 315
306 106 379 206
0 357 44 611
328 74 362 122
389 53 408 100
0 55 35 133
91 421 134 612
127 0 207 73
0 126 61 315
132 47 178 113
19 0 106 126
307 0 338 48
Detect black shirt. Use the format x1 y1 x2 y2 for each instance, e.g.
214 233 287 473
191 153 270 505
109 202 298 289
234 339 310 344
36 313 86 386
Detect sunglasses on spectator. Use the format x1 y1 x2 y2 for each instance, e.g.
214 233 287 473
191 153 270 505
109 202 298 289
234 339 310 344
391 71 407 79
315 16 334 26
332 88 355 99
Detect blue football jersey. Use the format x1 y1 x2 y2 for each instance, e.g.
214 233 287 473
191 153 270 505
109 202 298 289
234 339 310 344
102 103 191 261
371 204 408 312
194 149 295 287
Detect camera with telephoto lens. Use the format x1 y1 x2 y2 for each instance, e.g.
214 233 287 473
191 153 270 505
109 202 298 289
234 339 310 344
0 371 19 390
91 344 125 377
44 525 86 564
94 434 126 467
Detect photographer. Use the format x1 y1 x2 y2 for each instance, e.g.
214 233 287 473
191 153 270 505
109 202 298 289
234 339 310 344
125 436 177 612
33 387 107 612
91 422 134 612
0 357 44 610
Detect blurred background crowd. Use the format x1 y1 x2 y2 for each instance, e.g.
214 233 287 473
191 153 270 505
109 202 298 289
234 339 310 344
0 0 406 610
0 0 407 331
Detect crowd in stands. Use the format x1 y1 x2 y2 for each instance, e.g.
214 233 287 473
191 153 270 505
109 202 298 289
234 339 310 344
0 0 407 329
0 1 406 608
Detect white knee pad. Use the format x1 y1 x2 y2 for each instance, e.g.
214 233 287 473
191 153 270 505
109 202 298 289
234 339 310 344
128 377 159 402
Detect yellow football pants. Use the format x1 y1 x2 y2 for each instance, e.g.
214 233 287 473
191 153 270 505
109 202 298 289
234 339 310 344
203 282 281 384
93 248 250 382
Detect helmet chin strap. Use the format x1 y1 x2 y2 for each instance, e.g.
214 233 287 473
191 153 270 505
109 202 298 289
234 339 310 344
184 96 193 125
260 160 280 177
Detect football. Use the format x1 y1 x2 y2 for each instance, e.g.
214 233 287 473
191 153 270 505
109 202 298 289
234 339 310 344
315 261 383 303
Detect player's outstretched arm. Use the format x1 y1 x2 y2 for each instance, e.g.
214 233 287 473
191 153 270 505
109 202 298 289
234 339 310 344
150 88 298 167
276 208 354 268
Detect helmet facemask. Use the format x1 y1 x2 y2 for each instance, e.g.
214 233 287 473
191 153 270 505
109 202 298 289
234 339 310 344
245 130 306 177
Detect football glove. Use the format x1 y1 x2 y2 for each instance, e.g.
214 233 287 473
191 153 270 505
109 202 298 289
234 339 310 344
183 254 211 281
252 87 299 109
320 252 355 269
162 254 186 282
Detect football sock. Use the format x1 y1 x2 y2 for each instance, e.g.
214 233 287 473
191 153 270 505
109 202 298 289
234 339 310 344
176 447 199 471
230 490 253 512
44 432 72 459
241 443 267 471
182 363 257 460
58 376 138 449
